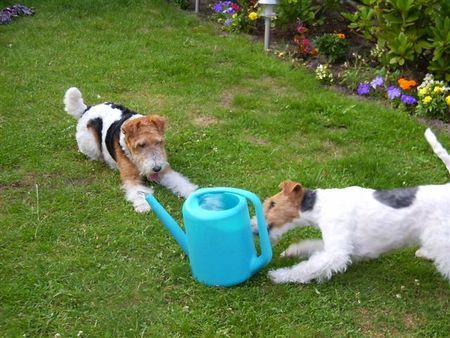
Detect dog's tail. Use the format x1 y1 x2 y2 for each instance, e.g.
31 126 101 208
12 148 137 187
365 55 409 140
425 128 450 175
64 87 87 120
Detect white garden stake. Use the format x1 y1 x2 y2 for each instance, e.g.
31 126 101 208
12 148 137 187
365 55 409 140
259 0 278 50
195 0 199 13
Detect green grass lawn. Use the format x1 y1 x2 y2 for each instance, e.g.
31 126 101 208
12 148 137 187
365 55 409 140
1 0 450 336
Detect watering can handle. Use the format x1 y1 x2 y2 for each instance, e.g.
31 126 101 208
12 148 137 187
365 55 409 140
204 187 273 274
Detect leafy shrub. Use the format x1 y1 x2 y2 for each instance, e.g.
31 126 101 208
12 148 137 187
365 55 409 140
313 33 348 63
342 0 449 79
275 0 341 28
276 0 315 27
428 16 450 81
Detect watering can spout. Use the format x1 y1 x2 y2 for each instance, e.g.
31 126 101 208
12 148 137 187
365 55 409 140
145 194 189 256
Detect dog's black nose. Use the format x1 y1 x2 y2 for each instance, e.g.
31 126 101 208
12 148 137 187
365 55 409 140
153 165 161 172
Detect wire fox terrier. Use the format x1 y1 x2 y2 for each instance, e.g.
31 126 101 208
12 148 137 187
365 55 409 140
262 129 450 284
64 87 197 212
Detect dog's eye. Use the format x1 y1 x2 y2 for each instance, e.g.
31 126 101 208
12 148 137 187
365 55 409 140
155 140 163 146
269 201 276 210
137 142 147 148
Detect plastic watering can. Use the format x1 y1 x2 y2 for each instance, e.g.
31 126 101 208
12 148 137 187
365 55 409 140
145 187 272 287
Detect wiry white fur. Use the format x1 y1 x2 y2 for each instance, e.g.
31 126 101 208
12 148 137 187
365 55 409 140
269 129 450 284
64 87 87 120
76 102 126 166
425 128 450 174
158 170 199 198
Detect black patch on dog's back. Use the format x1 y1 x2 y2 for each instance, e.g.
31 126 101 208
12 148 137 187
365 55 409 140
105 108 137 161
87 117 103 151
106 102 139 116
301 189 316 212
373 187 418 209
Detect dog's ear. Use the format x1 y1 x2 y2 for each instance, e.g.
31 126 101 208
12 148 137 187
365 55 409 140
122 119 140 137
147 115 166 135
279 180 304 204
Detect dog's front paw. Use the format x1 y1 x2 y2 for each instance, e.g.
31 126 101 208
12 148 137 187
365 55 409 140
281 245 299 258
134 201 151 213
178 183 198 198
268 268 292 284
415 248 432 260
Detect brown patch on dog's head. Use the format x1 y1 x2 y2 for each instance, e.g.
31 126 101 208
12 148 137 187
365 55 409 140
121 115 168 175
122 115 166 152
263 180 304 230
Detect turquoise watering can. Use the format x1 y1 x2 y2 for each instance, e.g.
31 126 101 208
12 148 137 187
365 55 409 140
145 187 272 287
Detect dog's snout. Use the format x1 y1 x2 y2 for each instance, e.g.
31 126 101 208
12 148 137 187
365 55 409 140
153 165 162 172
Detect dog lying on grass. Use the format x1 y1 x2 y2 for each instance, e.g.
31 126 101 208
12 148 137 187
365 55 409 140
64 87 197 212
262 129 450 284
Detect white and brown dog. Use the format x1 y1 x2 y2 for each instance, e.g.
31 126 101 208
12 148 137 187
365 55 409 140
262 129 450 284
64 87 198 212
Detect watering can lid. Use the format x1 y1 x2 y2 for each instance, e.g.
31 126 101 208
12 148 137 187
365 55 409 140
184 188 248 219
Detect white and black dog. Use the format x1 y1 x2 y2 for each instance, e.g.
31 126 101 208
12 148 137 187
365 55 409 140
64 87 198 212
262 129 450 284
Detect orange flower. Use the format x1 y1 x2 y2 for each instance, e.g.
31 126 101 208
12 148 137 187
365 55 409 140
398 78 417 90
336 33 346 39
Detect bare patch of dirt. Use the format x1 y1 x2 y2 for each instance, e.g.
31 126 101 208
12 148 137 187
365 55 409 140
245 134 270 146
403 312 417 329
321 139 345 159
221 90 236 108
192 115 221 127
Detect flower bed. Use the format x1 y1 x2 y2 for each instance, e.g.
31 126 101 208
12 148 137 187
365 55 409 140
174 0 450 121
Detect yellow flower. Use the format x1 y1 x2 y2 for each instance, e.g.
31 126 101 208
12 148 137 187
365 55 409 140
248 12 258 21
336 33 346 39
418 87 428 97
232 13 237 19
422 96 432 105
446 95 450 106
433 86 444 94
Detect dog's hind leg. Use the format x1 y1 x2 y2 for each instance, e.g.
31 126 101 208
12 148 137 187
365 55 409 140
420 222 450 281
76 120 103 161
281 239 324 258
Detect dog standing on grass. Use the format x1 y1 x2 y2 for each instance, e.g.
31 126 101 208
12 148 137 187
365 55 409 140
64 87 198 212
262 129 450 284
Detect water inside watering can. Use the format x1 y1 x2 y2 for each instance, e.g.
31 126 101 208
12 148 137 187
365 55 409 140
198 193 240 211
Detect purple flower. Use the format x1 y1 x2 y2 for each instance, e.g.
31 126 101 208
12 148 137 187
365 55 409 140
357 83 370 95
401 94 417 105
386 86 401 100
370 76 384 89
224 18 233 26
213 3 223 12
226 7 235 15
